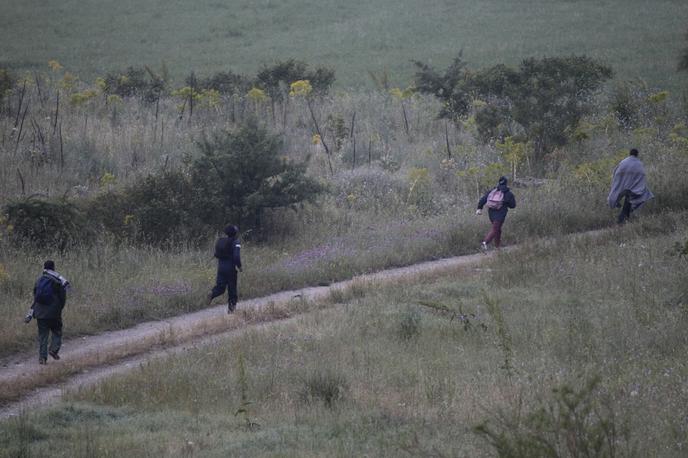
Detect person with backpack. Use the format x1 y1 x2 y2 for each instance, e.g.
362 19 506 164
207 224 242 314
24 260 70 365
607 148 653 224
476 176 517 251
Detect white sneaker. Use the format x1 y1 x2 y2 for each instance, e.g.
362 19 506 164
480 241 488 252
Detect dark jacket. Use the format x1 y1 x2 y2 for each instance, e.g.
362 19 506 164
477 184 516 222
214 236 242 270
32 274 67 320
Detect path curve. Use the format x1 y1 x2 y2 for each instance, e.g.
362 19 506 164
0 250 495 419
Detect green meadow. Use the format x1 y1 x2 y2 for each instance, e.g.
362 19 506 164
1 0 687 89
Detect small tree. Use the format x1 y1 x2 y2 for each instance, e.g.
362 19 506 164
189 121 323 231
469 56 612 166
414 53 472 121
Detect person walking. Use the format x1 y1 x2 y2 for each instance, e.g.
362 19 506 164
608 148 653 224
24 260 70 365
207 224 242 313
476 176 517 251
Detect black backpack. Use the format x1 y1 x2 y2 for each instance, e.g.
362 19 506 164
34 276 54 305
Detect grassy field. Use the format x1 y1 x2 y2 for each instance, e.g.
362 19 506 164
2 69 688 358
3 141 688 360
2 212 686 456
1 0 687 90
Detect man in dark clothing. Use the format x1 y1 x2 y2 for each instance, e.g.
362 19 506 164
207 224 242 314
476 176 517 251
608 148 653 224
25 260 70 364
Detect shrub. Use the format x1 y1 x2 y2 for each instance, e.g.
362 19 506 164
414 53 472 120
189 120 324 232
255 59 335 101
1 198 94 250
199 70 250 95
475 56 613 164
415 55 613 169
89 170 206 246
103 66 167 103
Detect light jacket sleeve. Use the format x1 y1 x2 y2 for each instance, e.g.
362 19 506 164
233 240 242 269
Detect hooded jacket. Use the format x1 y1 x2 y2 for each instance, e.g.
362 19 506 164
477 183 517 222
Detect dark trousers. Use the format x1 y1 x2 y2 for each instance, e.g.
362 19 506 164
483 219 505 248
617 191 635 224
37 318 62 360
211 267 238 307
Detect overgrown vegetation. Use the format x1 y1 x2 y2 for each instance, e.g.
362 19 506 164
4 217 686 455
415 54 613 162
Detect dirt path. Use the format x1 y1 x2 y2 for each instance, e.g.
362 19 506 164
0 250 494 419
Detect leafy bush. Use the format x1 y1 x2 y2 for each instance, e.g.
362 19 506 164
1 198 94 250
88 170 206 246
415 55 612 167
199 70 250 95
414 53 472 120
189 120 324 231
476 56 613 162
255 59 335 100
103 66 167 103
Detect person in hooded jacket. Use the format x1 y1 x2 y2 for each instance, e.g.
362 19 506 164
607 148 653 224
25 260 69 364
207 224 242 314
476 176 517 251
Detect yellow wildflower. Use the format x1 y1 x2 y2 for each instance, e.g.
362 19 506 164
289 80 312 97
48 60 63 72
247 87 267 103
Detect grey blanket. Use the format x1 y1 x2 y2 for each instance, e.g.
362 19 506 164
607 156 654 209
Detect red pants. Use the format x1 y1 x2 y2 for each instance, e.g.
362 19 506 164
483 219 504 248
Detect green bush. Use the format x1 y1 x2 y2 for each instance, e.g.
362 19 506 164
103 66 167 103
255 59 335 101
189 120 324 232
414 53 472 120
88 170 207 246
415 55 612 168
1 198 94 250
199 70 251 95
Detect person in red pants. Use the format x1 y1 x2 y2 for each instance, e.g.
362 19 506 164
476 176 517 251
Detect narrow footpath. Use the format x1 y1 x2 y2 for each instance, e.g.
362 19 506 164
0 250 495 419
